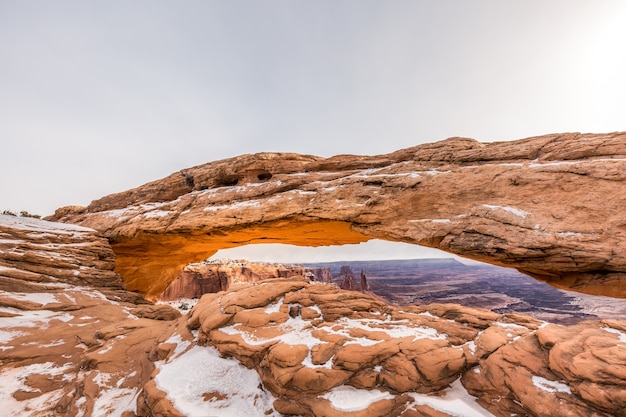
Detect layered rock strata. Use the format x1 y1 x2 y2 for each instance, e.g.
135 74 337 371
50 132 626 299
157 258 333 301
2 215 625 416
143 277 626 417
0 215 181 416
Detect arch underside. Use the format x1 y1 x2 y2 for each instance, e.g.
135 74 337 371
50 133 626 300
111 218 626 301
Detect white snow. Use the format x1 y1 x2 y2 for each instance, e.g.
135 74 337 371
204 199 262 211
143 210 170 218
264 297 284 314
219 311 445 371
603 327 626 343
91 387 138 417
409 218 452 224
321 386 394 412
0 291 58 306
0 214 94 234
465 341 477 355
0 362 72 416
408 378 496 417
155 346 280 417
531 376 572 394
0 329 24 344
0 307 73 328
482 204 529 218
333 317 445 342
494 322 528 331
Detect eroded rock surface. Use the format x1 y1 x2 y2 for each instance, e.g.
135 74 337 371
0 215 181 416
50 132 626 299
158 258 333 301
2 215 625 417
145 277 626 417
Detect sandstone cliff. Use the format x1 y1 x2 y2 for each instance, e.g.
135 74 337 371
0 214 181 416
50 132 626 299
157 258 333 301
143 277 626 417
2 215 625 416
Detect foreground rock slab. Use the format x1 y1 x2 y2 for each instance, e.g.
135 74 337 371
145 277 626 417
2 215 624 416
51 132 626 299
0 215 181 416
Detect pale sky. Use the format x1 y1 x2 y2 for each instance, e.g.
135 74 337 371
1 1 625 246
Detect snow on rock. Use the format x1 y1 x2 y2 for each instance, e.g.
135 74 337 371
155 346 280 417
481 204 529 218
603 326 626 343
0 362 72 416
321 386 394 412
407 378 496 417
531 376 572 394
0 214 94 234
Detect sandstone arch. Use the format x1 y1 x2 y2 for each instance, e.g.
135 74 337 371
52 132 626 299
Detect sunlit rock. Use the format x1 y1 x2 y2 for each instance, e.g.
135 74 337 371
50 132 626 299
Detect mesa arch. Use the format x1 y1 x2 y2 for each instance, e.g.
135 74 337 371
51 132 626 300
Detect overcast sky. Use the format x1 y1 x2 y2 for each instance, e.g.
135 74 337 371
1 1 625 262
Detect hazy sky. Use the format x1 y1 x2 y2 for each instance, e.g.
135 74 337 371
1 1 625 223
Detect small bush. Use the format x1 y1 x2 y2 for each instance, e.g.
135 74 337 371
19 211 41 219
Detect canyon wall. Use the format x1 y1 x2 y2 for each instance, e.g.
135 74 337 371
50 132 626 299
158 259 333 301
2 214 625 416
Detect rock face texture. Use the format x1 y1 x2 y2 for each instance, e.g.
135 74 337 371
144 277 626 417
50 132 626 299
2 215 625 416
157 259 333 301
337 265 371 292
0 214 181 416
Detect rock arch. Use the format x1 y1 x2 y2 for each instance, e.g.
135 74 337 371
52 132 626 299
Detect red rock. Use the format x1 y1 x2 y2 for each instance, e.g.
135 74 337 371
51 132 626 299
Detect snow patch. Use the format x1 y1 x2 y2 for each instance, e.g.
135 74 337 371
0 329 24 344
482 204 529 218
409 218 452 224
143 210 170 218
321 386 394 412
0 214 94 234
92 387 138 417
155 346 279 417
0 362 72 416
494 322 528 331
204 199 262 212
603 327 626 343
0 291 58 306
264 297 284 314
531 376 572 394
408 378 496 417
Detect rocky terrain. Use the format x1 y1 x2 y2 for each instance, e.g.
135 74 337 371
308 258 626 325
158 259 332 301
2 132 626 416
3 214 625 416
0 214 181 416
50 132 626 300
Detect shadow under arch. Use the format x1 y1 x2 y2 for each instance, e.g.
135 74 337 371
112 219 372 300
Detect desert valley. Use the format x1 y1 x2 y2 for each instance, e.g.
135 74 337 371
2 133 626 417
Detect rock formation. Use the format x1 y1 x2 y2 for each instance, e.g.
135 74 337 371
157 258 333 301
337 265 357 290
142 277 626 417
337 265 370 292
49 132 626 299
2 214 625 416
0 214 181 416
